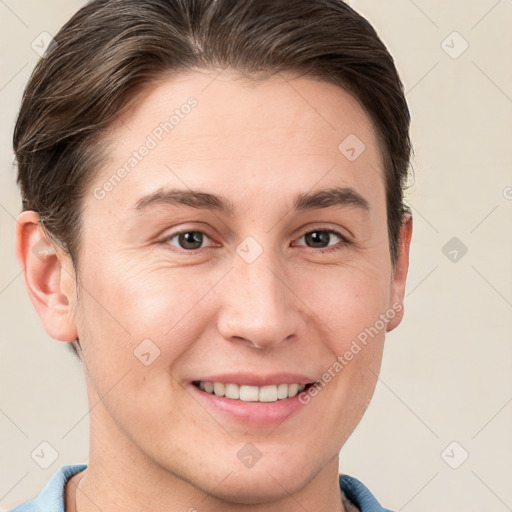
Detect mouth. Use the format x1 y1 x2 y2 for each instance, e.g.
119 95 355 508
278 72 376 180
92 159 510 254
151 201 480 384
189 374 318 426
192 380 316 403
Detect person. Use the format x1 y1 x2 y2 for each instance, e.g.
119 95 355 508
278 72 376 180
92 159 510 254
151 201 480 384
10 0 413 511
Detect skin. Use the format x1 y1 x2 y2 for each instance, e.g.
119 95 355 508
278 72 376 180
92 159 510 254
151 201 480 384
16 70 412 512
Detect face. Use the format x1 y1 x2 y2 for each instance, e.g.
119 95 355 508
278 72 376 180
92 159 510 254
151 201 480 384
59 71 409 502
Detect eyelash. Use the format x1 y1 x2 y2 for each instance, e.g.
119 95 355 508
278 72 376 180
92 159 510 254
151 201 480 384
160 227 351 254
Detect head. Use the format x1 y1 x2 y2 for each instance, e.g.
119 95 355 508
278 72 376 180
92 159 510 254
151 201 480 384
14 0 412 504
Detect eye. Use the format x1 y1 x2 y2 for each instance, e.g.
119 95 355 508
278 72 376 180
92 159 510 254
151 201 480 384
294 228 349 253
160 227 349 254
162 230 216 251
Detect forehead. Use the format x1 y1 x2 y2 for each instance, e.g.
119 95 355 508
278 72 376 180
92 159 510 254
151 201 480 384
91 70 385 217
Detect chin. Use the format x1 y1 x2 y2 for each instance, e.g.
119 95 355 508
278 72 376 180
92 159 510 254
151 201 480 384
207 475 298 505
202 458 315 505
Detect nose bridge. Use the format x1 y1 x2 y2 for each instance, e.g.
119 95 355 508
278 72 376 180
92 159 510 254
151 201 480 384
216 241 302 348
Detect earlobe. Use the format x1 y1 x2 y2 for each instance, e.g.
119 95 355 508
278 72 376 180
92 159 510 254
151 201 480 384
15 210 78 342
386 212 413 332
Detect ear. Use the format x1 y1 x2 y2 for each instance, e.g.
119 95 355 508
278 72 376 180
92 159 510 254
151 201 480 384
386 212 413 332
15 210 78 342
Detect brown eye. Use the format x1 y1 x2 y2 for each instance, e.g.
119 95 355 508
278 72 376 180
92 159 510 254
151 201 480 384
297 229 345 250
164 230 213 251
304 231 332 248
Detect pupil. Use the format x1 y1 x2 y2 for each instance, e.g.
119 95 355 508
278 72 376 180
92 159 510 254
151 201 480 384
306 231 329 247
180 231 203 249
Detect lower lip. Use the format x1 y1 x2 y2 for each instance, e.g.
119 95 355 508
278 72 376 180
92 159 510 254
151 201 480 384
188 383 308 427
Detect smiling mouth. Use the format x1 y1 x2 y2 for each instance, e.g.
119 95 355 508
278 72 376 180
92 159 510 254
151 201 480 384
192 381 316 402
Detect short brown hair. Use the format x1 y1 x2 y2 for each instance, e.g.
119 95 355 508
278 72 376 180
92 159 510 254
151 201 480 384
14 0 412 357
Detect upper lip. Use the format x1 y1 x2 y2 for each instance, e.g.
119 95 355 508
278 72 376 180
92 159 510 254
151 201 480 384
192 372 316 387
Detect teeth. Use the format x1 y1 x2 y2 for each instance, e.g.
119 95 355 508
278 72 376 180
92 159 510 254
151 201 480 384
225 383 240 399
196 382 307 402
240 385 259 401
277 383 289 399
213 382 225 396
288 383 300 397
259 385 277 402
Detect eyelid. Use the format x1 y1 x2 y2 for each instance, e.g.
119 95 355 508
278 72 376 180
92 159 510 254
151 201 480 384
294 222 351 240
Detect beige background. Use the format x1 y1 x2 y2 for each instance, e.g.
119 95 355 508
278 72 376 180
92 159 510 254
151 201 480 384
1 1 511 510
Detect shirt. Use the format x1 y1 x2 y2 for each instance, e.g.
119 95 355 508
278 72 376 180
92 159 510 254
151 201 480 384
8 464 394 512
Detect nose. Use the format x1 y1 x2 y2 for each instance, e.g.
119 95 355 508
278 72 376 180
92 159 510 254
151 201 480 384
216 248 305 350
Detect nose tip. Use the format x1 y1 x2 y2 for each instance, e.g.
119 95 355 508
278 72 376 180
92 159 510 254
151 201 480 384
218 292 297 350
233 331 296 351
216 259 304 350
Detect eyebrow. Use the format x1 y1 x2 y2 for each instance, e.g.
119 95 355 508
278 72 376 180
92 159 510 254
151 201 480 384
134 186 370 215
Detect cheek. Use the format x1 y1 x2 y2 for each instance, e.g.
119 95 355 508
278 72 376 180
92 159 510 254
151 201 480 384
292 260 391 348
74 263 206 428
81 255 166 329
75 256 221 369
